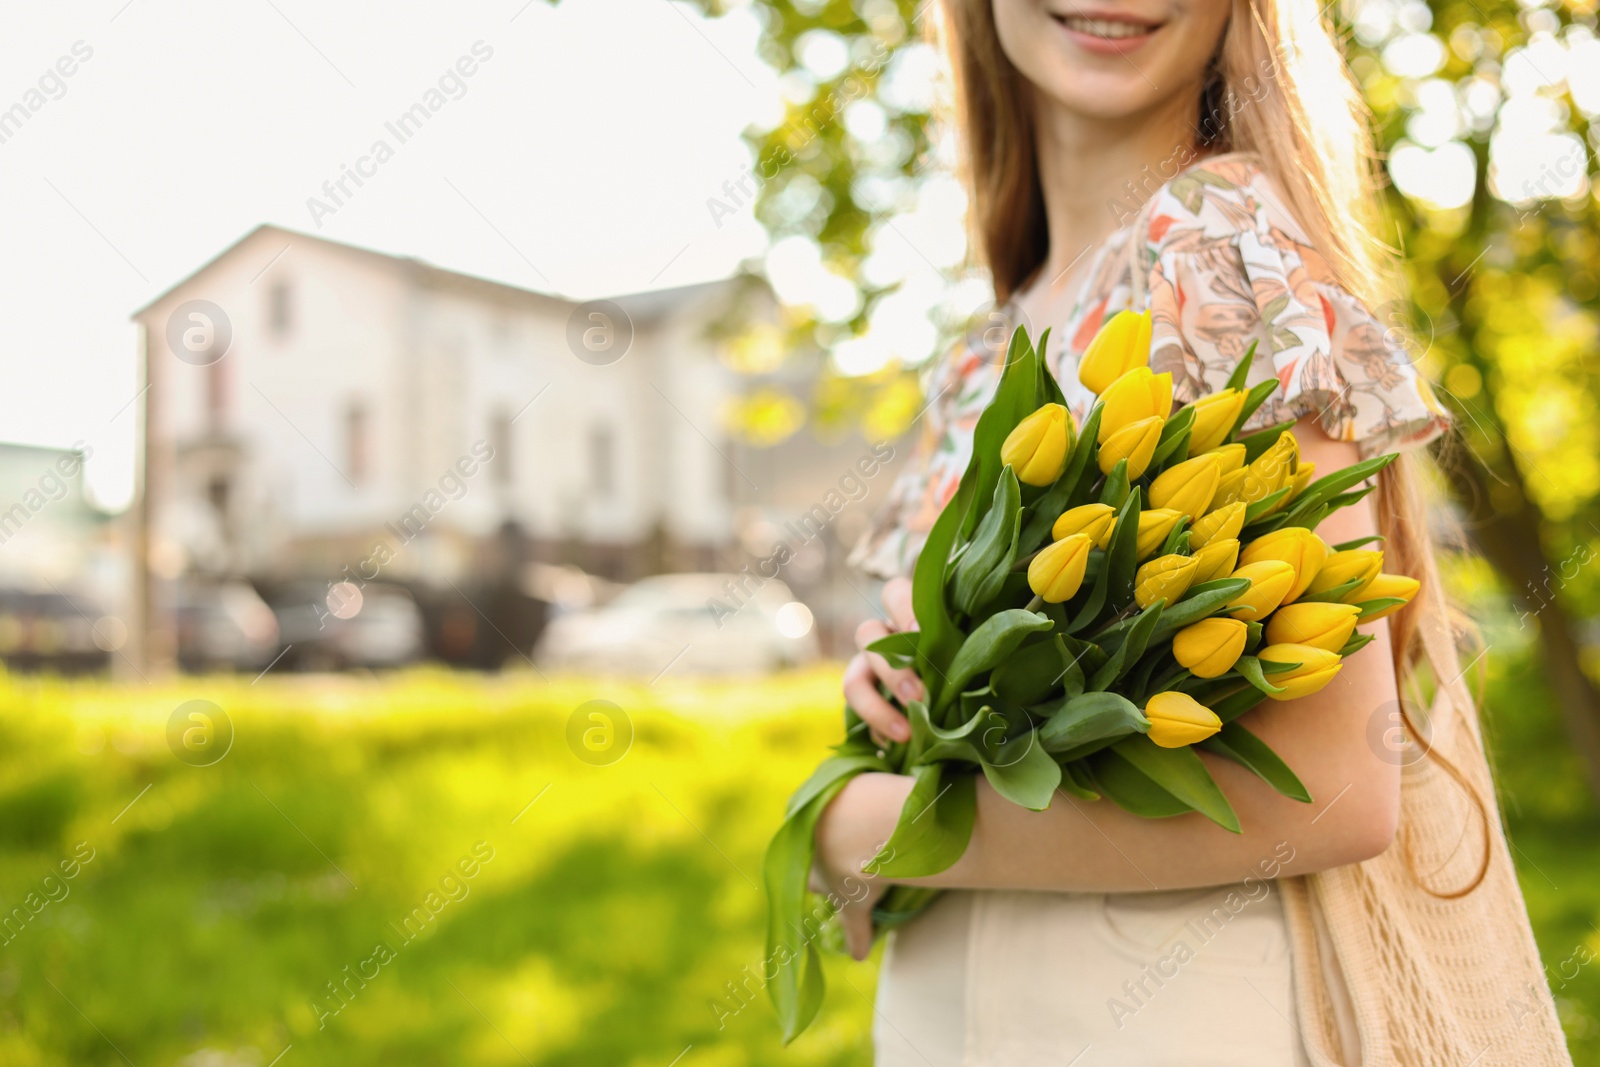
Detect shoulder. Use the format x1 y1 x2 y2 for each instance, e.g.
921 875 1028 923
1140 153 1316 264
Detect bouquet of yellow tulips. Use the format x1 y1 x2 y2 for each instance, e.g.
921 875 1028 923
764 316 1419 1041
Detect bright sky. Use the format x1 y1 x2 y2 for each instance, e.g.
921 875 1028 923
2 0 783 510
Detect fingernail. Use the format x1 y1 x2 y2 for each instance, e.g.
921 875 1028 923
898 679 924 702
892 721 912 743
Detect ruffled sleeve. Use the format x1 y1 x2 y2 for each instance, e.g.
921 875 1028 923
846 329 1004 579
1142 162 1451 457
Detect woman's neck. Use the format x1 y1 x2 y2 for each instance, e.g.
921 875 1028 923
1029 89 1205 299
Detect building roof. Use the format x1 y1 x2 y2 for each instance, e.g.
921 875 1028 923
130 223 748 326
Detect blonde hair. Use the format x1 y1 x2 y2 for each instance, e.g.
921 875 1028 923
933 0 1482 885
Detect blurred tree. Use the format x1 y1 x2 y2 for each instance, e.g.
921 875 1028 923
688 0 1600 795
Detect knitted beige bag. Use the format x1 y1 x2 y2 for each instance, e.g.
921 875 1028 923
1280 600 1572 1065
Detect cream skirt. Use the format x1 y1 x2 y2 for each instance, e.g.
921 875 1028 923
873 883 1311 1066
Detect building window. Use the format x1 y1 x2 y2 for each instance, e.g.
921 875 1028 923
590 425 614 497
490 409 513 486
268 281 293 338
345 401 369 486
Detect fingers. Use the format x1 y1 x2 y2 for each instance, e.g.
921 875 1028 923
854 619 927 710
882 576 918 633
842 653 912 744
841 898 876 961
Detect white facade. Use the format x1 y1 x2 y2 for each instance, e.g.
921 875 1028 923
132 225 757 584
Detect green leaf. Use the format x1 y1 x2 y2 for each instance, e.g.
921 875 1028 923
1109 737 1241 832
937 609 1056 715
1059 760 1101 800
951 467 1022 615
963 327 1046 540
1211 684 1266 723
1354 597 1406 621
1230 378 1282 439
1149 405 1197 471
1087 747 1193 818
1038 691 1148 753
765 761 876 1042
1104 488 1143 613
1329 534 1385 552
1279 453 1397 525
1296 577 1366 603
868 764 978 878
865 631 919 669
1223 339 1257 393
991 635 1070 706
1090 600 1165 691
909 460 970 705
1234 655 1289 695
1337 632 1378 656
1146 578 1251 644
1099 457 1131 508
783 753 890 819
980 730 1062 810
1201 721 1312 803
1158 515 1192 557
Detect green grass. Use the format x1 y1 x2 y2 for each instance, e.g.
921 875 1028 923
0 655 1592 1065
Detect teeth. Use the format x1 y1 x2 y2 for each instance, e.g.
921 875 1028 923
1061 16 1152 38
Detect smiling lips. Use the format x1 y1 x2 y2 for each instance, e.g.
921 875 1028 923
1050 10 1163 53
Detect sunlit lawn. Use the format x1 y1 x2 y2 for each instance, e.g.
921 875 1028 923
0 652 1593 1065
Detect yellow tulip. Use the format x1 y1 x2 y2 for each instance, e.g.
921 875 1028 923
1149 452 1222 519
1190 501 1245 549
1215 432 1299 511
1186 389 1247 453
1136 508 1184 558
1288 461 1316 500
1238 527 1327 603
1306 549 1384 598
1001 403 1073 486
1256 642 1343 700
1189 537 1240 584
1098 416 1164 479
1144 691 1222 747
1078 308 1152 395
1265 602 1361 652
1098 368 1174 442
1173 618 1248 678
1027 533 1093 603
1225 560 1296 621
1354 573 1421 620
1134 553 1200 609
1052 502 1116 548
1206 442 1248 475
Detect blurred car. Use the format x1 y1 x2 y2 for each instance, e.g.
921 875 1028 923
271 580 425 671
175 579 281 672
0 588 112 674
533 573 820 677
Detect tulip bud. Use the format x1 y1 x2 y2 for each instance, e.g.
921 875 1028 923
1354 573 1420 620
1186 389 1247 454
1257 642 1343 700
1190 501 1245 549
1078 308 1152 395
1098 416 1164 479
1288 461 1316 501
1173 617 1248 678
1238 527 1328 604
1135 508 1184 559
1265 602 1361 652
1134 553 1200 609
1189 537 1240 584
1215 433 1299 511
1306 549 1383 599
1098 368 1174 443
1027 533 1093 603
1052 502 1116 548
1206 443 1247 475
1001 403 1074 487
1149 452 1222 519
1225 560 1296 621
1144 691 1222 747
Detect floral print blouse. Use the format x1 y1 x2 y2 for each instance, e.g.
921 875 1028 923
850 152 1452 580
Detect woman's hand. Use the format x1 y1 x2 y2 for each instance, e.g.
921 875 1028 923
842 576 925 744
811 772 916 960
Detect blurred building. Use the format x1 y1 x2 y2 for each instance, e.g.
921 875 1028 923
129 226 775 670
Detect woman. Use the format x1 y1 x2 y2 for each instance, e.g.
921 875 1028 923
819 0 1573 1063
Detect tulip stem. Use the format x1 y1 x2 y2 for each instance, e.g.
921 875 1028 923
1025 594 1044 613
1012 549 1042 571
